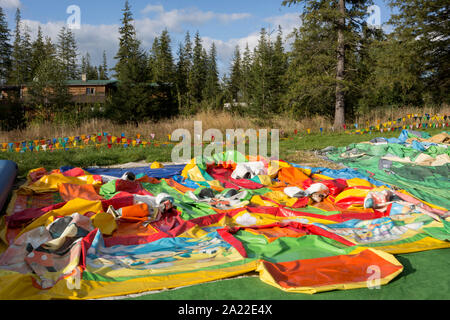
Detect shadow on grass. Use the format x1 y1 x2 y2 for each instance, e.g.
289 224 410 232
391 255 416 282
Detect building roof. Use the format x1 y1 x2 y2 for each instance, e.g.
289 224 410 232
65 80 118 86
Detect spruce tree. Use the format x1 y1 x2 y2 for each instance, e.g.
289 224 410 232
9 10 33 84
0 7 11 84
44 36 56 58
81 55 87 75
176 43 188 112
10 8 23 85
31 26 46 80
28 56 71 120
204 42 220 107
81 52 99 80
113 0 147 83
21 25 33 82
283 21 337 118
229 45 242 102
176 31 193 113
152 29 175 84
282 0 373 128
109 1 170 125
187 31 207 108
388 0 449 104
241 43 252 104
57 26 79 80
99 50 109 80
249 28 276 115
271 26 288 113
357 30 424 112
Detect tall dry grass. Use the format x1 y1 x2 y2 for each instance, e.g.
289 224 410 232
1 106 449 143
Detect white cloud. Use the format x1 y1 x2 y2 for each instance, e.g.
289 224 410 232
0 0 21 9
141 4 164 15
140 4 251 30
20 7 300 78
264 12 301 32
23 19 120 73
206 13 302 75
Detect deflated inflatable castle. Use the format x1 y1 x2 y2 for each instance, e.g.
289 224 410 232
0 131 448 300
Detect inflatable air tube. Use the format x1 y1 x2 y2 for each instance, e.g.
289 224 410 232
0 160 17 213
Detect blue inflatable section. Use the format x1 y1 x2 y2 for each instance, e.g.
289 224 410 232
0 160 17 213
60 164 186 179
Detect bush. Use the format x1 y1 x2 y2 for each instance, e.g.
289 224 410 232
0 98 26 131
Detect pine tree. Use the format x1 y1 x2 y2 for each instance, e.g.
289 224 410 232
176 31 193 113
113 0 147 83
241 43 252 104
183 31 193 72
229 45 242 102
57 26 79 80
31 26 46 80
283 21 337 119
10 8 23 85
187 31 207 107
203 42 220 107
176 43 187 112
282 0 373 128
147 36 158 81
357 30 424 113
28 56 71 120
151 29 175 84
388 0 449 104
99 50 109 80
9 10 33 84
0 7 11 84
21 24 33 82
81 52 99 80
249 28 278 115
81 55 87 75
109 1 171 125
270 26 288 113
44 36 56 58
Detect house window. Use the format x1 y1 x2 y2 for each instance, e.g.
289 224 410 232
86 88 95 95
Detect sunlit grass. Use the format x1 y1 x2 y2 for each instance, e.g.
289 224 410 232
1 127 446 178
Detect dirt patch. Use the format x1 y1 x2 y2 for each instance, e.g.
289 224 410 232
284 150 345 170
100 161 188 169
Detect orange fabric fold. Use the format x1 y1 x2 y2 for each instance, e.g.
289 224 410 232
277 167 311 187
262 249 403 289
58 183 104 202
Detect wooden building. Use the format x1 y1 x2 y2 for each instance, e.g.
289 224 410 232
64 79 118 103
0 77 118 104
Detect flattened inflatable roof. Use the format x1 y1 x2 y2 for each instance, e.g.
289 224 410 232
0 149 448 300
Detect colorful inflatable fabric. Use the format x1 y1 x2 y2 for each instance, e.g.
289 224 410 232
0 151 448 300
322 130 450 209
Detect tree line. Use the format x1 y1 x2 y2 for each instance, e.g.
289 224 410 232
0 0 448 130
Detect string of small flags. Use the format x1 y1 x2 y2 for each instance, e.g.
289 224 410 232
0 132 175 153
1 131 262 153
296 113 449 135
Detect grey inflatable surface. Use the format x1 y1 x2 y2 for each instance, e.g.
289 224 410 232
0 160 17 213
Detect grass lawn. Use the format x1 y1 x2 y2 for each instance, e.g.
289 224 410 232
122 248 450 300
1 128 446 178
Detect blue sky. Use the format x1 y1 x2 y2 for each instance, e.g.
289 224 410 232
0 0 394 75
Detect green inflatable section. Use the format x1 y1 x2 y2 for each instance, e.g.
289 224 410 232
324 132 450 209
